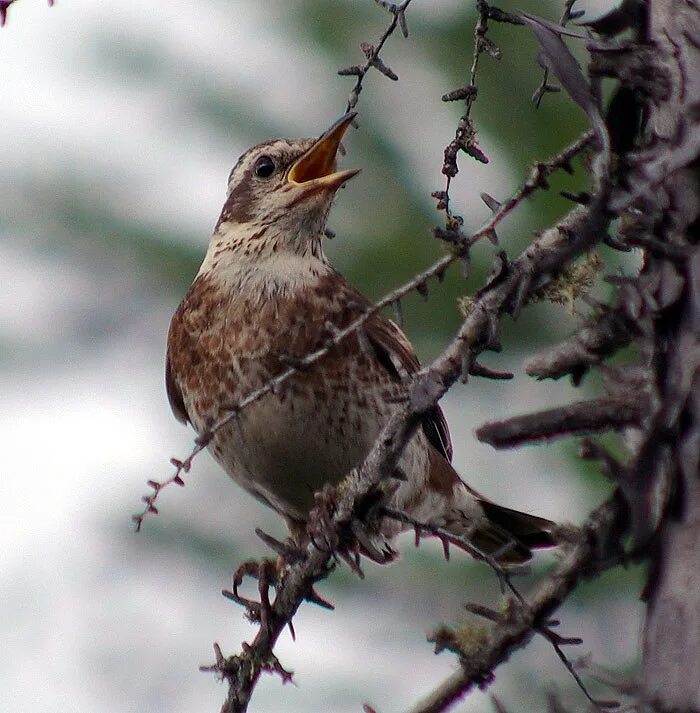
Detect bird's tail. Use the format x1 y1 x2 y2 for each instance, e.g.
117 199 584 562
467 499 557 564
426 446 557 564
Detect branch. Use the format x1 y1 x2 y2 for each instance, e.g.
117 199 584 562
475 394 646 449
525 304 633 383
338 0 414 112
404 494 625 713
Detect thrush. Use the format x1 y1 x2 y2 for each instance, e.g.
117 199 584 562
166 112 555 563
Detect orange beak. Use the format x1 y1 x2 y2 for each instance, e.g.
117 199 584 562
287 112 360 193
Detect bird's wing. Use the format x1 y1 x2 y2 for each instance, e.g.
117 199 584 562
165 352 190 425
364 305 453 462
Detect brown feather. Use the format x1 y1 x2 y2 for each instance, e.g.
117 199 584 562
165 345 190 425
362 301 453 462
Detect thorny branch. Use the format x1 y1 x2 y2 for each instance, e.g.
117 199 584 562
437 0 494 226
338 0 414 113
404 495 624 713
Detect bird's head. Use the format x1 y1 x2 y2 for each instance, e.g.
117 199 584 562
212 112 359 263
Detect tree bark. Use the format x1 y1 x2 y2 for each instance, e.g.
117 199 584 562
640 1 700 710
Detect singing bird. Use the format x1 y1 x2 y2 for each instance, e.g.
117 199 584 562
166 112 555 563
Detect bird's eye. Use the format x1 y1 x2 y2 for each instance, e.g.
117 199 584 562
254 155 276 179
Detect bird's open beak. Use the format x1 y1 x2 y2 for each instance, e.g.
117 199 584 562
287 112 360 193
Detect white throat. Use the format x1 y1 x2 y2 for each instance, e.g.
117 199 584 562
197 221 331 299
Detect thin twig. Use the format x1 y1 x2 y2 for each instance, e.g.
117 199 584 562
404 496 624 713
339 0 414 112
381 508 526 601
475 395 646 449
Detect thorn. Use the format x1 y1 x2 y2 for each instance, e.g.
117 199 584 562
469 361 514 380
338 65 363 76
464 602 501 621
441 536 450 561
305 586 335 610
397 8 409 37
287 620 296 641
442 85 478 102
360 42 398 80
480 192 502 212
416 281 429 300
255 528 305 563
560 190 590 204
338 549 365 579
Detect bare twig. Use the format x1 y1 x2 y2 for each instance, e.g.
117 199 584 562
438 0 495 226
475 395 646 449
338 0 414 112
404 495 624 713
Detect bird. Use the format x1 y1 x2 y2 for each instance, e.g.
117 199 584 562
165 111 556 564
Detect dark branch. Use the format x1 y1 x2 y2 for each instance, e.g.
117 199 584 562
525 305 633 383
404 495 625 713
475 395 646 449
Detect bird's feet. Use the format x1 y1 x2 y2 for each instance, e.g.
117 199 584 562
307 482 397 575
222 558 279 625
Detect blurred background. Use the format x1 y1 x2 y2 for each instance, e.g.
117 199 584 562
0 1 643 712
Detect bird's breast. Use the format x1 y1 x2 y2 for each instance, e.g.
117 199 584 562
167 270 400 518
